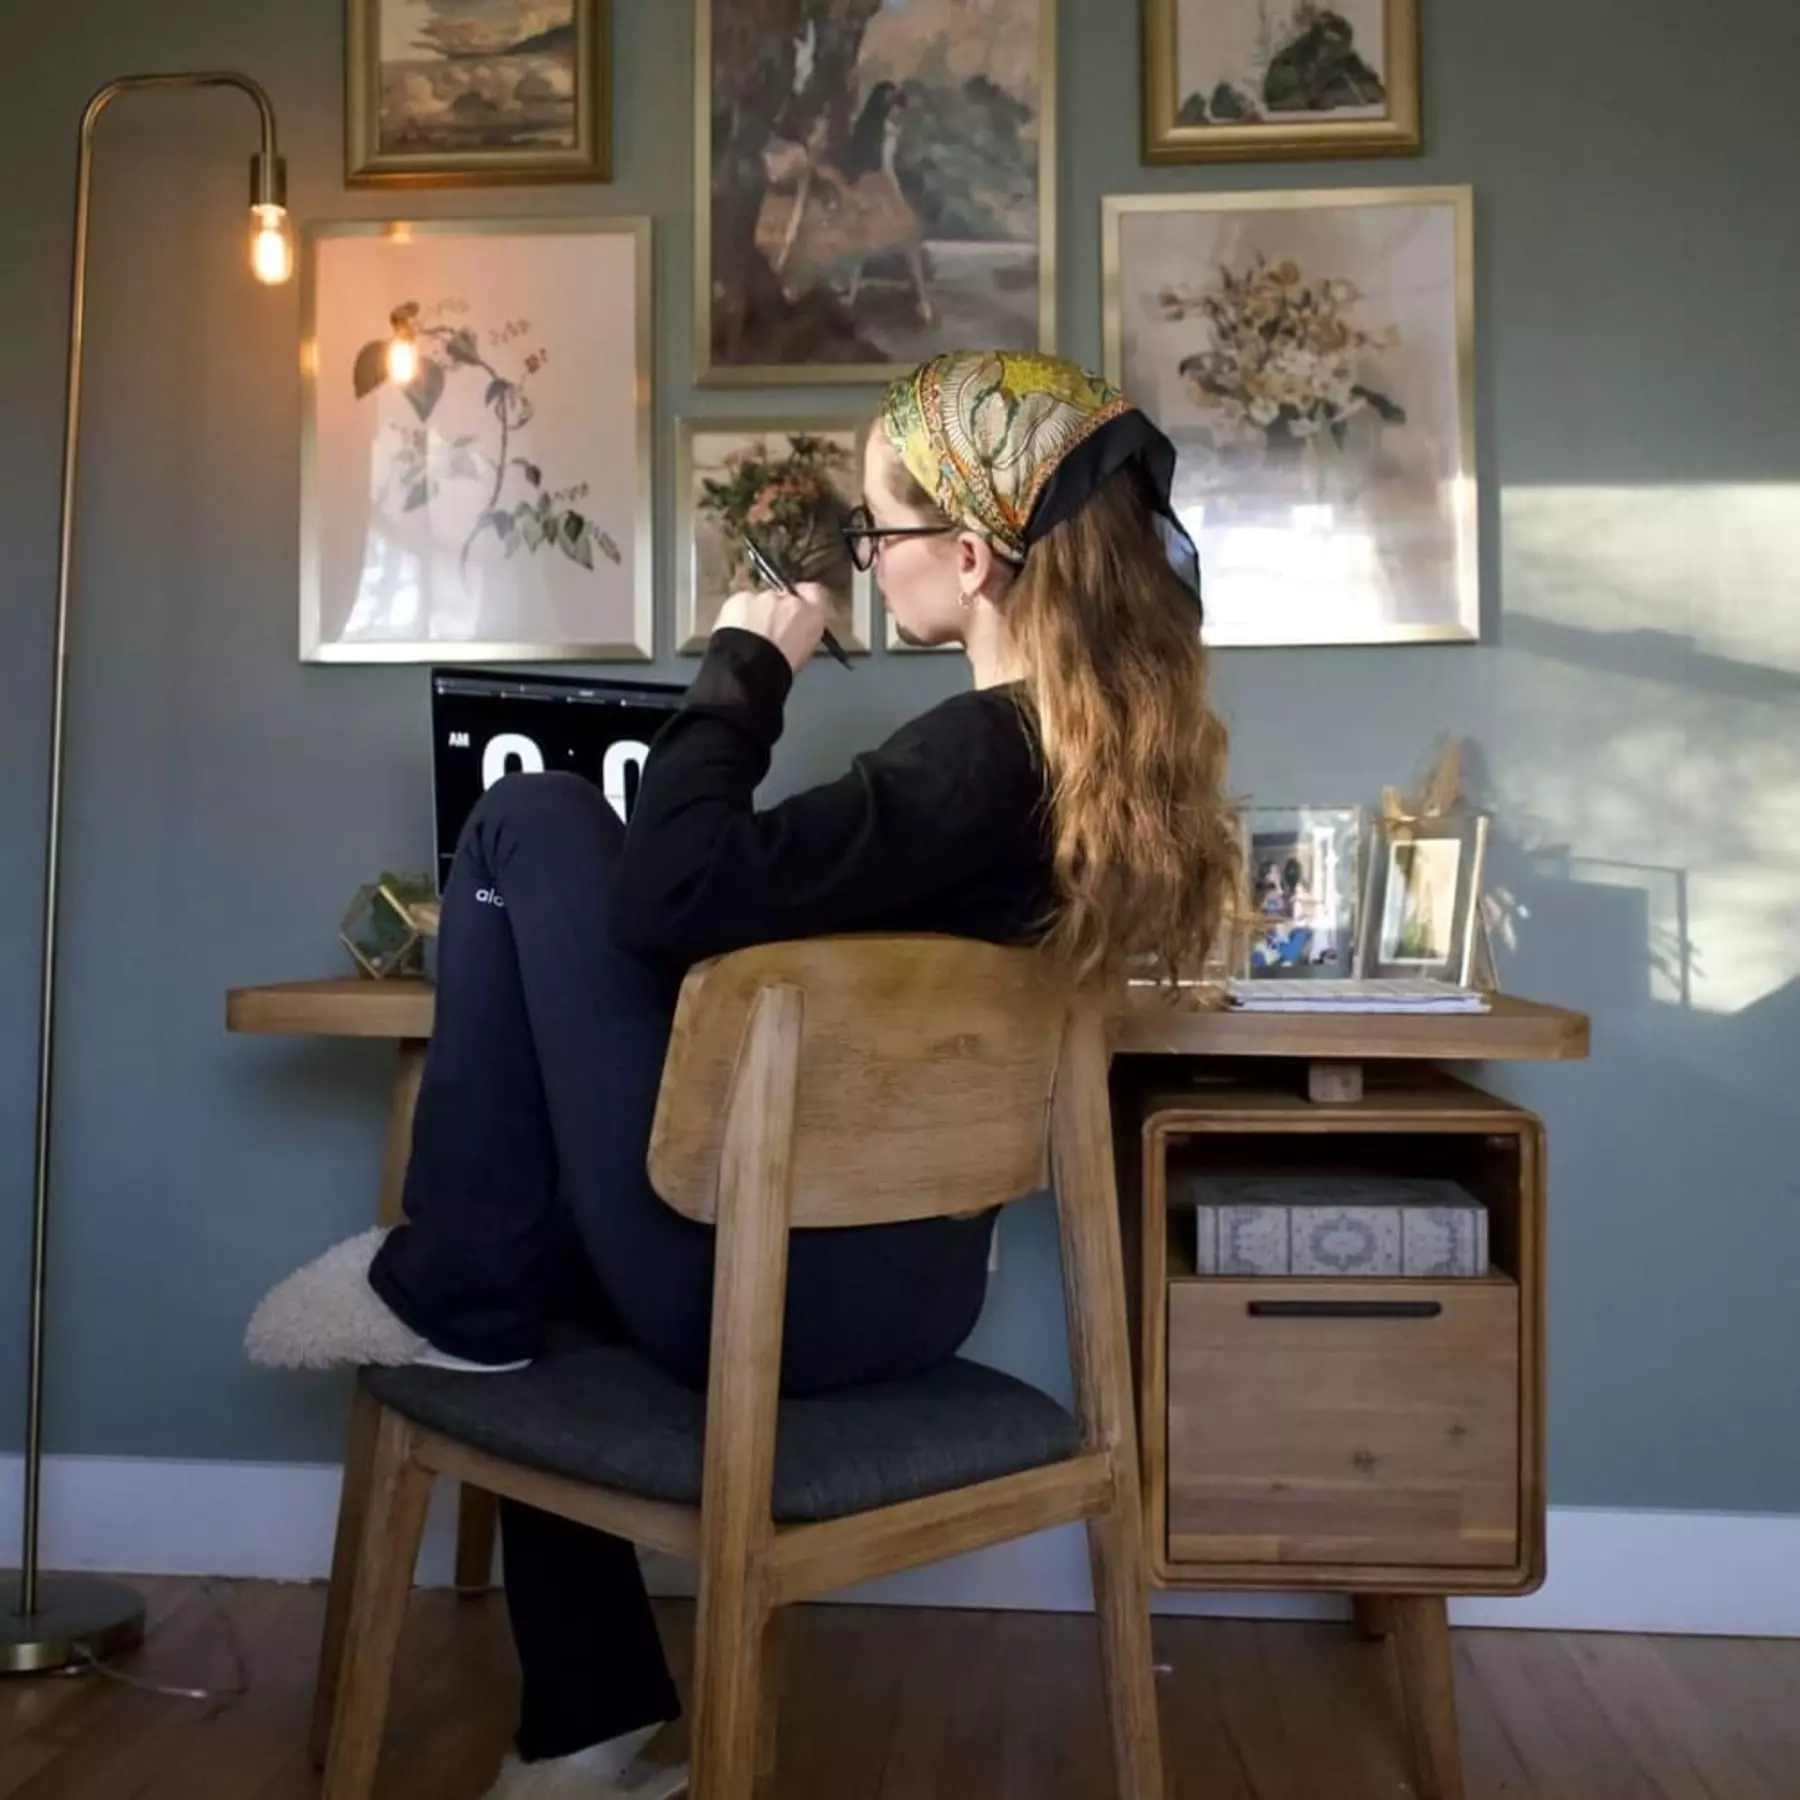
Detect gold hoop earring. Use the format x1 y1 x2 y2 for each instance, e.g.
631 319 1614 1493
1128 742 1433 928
958 592 975 611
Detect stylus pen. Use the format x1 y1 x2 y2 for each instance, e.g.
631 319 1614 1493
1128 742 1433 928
743 531 855 670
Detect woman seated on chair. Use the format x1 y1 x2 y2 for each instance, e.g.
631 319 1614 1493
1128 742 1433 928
248 351 1240 1800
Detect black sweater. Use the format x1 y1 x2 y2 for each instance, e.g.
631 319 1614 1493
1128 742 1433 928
614 629 1054 965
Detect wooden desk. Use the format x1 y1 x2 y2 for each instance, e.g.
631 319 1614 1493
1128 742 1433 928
230 976 1588 1798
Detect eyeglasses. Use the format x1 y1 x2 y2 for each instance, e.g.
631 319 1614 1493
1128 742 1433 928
840 504 957 572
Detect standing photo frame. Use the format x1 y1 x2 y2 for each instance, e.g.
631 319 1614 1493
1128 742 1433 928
1244 805 1364 978
695 0 1057 385
1142 0 1420 165
301 217 653 664
674 419 874 655
345 0 612 188
1360 812 1490 985
1104 186 1478 648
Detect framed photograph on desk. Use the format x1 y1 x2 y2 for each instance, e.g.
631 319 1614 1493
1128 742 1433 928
1361 812 1490 985
1244 804 1362 978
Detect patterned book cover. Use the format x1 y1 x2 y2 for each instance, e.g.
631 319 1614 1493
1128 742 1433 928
1188 1175 1488 1277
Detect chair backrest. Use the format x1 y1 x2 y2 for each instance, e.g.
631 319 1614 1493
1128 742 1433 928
647 935 1077 1228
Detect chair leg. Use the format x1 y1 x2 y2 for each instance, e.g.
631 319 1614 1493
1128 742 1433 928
312 1385 382 1767
454 1486 499 1597
755 1609 784 1799
322 1407 434 1800
1087 1493 1167 1800
1391 1596 1466 1800
691 1568 769 1800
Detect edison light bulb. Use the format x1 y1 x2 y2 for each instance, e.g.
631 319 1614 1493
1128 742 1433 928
249 203 294 286
387 333 419 386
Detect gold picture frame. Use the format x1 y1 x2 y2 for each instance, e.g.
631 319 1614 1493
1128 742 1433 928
694 0 1058 386
300 216 654 664
1359 812 1491 985
1103 185 1478 648
674 417 875 657
345 0 612 188
1143 0 1420 165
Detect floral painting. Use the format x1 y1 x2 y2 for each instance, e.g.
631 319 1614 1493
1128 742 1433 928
302 220 652 663
347 0 609 185
676 423 871 652
1143 0 1419 162
1104 187 1478 647
698 0 1054 383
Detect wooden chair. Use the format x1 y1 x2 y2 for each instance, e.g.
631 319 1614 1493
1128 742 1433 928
316 936 1164 1800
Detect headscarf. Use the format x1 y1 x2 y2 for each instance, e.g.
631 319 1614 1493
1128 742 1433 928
879 350 1202 604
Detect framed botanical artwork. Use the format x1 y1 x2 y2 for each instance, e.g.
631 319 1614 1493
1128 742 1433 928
301 218 653 664
1104 186 1478 648
674 420 873 656
1142 0 1420 164
695 0 1057 385
345 0 611 187
1360 813 1490 985
1244 805 1362 978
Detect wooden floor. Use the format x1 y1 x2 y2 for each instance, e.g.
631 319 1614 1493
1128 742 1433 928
1 1579 1796 1798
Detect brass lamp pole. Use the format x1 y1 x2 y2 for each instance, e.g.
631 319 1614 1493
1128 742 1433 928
2 72 293 1676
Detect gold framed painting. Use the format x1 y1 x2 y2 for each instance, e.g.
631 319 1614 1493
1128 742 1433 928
300 217 653 663
1360 812 1490 984
1104 186 1478 648
695 0 1057 386
674 419 874 656
345 0 612 187
1143 0 1420 164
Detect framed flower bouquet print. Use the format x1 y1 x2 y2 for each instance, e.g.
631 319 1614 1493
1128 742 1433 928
695 0 1057 384
674 419 873 655
1142 0 1420 164
301 217 653 663
1103 186 1478 648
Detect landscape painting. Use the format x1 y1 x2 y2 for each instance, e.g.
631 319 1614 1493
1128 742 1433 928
347 0 611 185
1143 0 1419 163
698 0 1054 383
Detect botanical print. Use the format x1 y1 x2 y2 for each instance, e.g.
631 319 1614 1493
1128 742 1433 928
679 425 869 650
1247 807 1359 976
1106 190 1476 646
1378 838 1462 965
702 0 1049 379
377 0 579 155
304 223 649 662
1177 0 1389 127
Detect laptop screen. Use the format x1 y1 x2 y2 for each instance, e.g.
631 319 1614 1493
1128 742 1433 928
430 667 687 891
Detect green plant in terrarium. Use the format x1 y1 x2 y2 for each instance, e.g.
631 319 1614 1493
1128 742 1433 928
340 871 437 980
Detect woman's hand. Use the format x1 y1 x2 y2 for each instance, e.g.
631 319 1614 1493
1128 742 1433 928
715 583 831 673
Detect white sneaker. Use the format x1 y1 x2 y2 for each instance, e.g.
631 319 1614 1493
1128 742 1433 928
243 1227 531 1374
482 1752 689 1799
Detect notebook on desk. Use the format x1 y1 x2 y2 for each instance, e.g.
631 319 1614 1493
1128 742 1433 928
1228 978 1489 1015
430 667 686 892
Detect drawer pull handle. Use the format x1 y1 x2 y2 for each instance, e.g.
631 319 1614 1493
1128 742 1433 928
1247 1300 1444 1321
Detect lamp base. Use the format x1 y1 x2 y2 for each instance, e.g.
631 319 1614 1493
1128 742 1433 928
1 1573 146 1675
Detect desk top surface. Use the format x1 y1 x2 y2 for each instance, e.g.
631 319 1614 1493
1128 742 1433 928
226 977 1589 1063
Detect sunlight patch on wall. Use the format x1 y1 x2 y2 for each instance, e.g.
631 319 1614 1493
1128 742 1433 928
1499 484 1800 1017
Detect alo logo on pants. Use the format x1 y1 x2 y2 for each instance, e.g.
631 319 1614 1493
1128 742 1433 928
475 888 506 908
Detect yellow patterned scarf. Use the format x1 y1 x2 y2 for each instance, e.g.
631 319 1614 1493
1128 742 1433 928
880 352 1136 563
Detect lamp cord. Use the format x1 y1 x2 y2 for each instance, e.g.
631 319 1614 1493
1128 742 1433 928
53 1581 250 1703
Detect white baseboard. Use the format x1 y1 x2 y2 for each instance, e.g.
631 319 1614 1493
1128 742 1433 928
3 1455 1795 1638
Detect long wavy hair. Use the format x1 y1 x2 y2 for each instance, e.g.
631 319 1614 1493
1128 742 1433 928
895 460 1241 986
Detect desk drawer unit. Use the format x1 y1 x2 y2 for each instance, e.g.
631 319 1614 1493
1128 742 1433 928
1167 1276 1520 1570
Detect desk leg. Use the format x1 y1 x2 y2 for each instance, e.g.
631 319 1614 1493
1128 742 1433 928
1353 1595 1395 1640
375 1039 499 1597
1392 1596 1466 1800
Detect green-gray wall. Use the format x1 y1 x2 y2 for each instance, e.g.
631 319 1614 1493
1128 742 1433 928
4 1 1796 1512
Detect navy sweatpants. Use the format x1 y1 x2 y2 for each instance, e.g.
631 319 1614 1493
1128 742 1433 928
369 774 993 1758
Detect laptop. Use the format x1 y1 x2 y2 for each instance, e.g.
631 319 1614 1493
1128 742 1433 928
430 667 687 892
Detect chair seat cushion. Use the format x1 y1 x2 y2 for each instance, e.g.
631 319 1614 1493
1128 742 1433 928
363 1348 1080 1523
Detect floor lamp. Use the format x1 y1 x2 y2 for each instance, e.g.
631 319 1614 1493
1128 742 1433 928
1 72 293 1676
